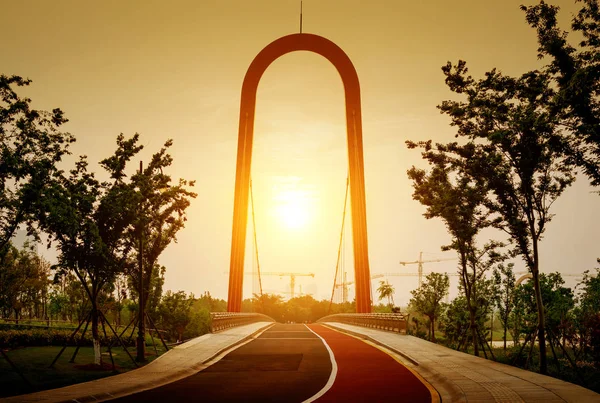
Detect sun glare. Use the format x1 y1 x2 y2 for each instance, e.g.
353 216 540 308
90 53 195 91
277 202 308 229
273 187 312 230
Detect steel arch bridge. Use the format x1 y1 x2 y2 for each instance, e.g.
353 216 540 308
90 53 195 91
227 33 372 313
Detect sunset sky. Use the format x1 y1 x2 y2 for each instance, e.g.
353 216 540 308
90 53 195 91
2 0 598 306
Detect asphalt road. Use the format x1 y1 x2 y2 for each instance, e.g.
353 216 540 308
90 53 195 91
113 323 332 402
113 323 433 402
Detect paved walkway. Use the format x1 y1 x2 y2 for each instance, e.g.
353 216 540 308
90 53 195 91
322 322 600 402
1 322 274 403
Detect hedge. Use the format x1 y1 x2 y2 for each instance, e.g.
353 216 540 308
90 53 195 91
0 329 136 349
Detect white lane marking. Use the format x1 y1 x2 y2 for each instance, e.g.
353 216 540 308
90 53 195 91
302 324 338 403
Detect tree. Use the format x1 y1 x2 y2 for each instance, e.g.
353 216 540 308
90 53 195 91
406 145 503 356
377 280 395 308
0 75 75 260
493 263 517 351
251 293 285 322
574 263 600 365
158 290 194 342
523 1 600 187
430 58 575 374
441 296 470 348
113 274 128 327
44 134 141 365
124 139 196 360
0 242 50 322
409 272 449 342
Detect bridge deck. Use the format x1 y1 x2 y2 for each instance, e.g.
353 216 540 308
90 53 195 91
3 321 598 402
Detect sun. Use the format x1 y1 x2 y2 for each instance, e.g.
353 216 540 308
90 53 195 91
277 202 309 229
273 187 312 230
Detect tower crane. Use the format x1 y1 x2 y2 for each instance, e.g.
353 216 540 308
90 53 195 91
335 273 385 303
399 252 457 287
244 272 315 299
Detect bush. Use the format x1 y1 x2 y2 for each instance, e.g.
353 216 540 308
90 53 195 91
0 329 135 349
183 309 211 340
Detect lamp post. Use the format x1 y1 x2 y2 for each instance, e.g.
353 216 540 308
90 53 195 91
136 160 146 362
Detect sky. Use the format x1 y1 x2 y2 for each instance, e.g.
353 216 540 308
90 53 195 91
2 0 598 307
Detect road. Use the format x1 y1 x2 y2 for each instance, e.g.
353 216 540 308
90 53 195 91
113 323 434 402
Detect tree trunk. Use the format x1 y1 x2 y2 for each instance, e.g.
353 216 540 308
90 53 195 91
503 326 507 352
469 305 479 356
532 269 547 374
430 316 436 342
91 304 102 366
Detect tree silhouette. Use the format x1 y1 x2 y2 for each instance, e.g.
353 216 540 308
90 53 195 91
0 75 75 260
409 272 449 342
376 280 395 308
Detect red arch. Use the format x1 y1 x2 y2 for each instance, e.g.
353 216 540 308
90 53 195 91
228 33 372 313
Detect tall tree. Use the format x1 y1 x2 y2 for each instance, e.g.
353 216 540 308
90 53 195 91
0 75 75 260
44 134 141 365
123 139 196 360
407 146 502 356
432 60 575 374
409 272 449 342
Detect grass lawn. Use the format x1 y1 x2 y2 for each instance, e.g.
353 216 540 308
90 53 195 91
0 344 167 398
489 330 514 342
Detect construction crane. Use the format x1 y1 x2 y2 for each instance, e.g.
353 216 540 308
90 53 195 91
335 273 385 303
244 272 315 299
399 252 457 287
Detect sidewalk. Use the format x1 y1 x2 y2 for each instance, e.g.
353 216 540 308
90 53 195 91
323 322 600 402
1 322 274 403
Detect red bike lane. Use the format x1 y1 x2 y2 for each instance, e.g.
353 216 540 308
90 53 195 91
307 324 435 402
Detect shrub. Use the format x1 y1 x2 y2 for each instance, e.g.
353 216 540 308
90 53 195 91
0 329 135 348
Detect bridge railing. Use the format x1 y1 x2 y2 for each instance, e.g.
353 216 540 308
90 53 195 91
317 313 409 334
210 312 275 333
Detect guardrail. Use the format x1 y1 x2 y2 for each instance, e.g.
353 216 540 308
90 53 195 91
317 313 409 334
210 312 275 333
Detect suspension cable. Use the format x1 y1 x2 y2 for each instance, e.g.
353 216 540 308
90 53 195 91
250 178 263 297
328 173 350 314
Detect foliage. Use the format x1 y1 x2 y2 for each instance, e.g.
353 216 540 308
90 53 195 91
42 134 143 365
418 50 575 372
493 263 517 351
441 296 470 348
523 0 600 186
0 242 51 321
409 272 449 342
0 75 76 260
250 293 286 322
158 290 194 341
376 281 395 307
125 140 196 327
0 328 135 349
575 264 600 366
406 142 503 355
